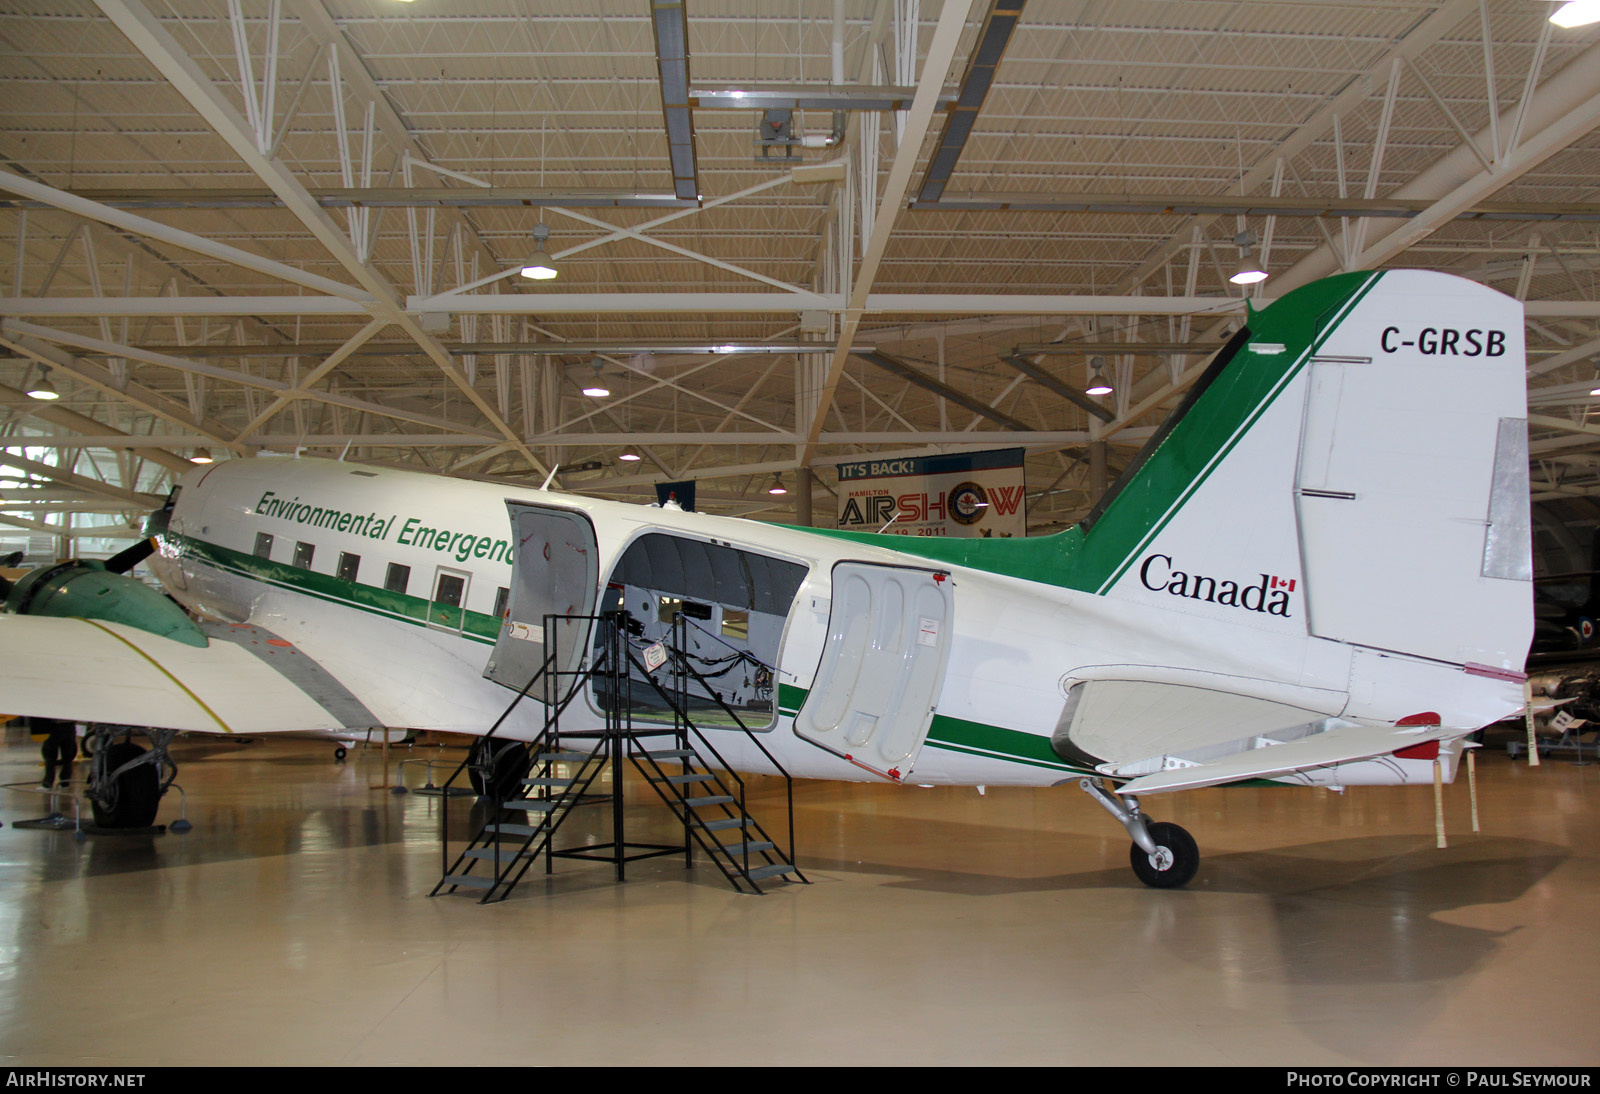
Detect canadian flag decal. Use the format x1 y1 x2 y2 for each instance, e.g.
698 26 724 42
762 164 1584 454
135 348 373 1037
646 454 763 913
1269 576 1296 592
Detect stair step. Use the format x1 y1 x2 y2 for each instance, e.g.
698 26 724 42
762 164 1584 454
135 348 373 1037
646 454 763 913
746 863 799 881
651 773 714 785
641 749 694 760
700 817 749 832
464 846 529 861
538 751 591 762
501 799 557 813
441 874 495 890
484 822 540 837
520 777 574 788
684 795 734 808
718 841 774 856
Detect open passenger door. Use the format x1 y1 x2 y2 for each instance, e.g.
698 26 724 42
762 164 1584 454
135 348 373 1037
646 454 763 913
483 503 598 692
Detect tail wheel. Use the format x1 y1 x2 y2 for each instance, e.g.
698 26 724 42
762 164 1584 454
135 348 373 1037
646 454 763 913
467 738 529 802
91 742 162 829
1129 821 1199 889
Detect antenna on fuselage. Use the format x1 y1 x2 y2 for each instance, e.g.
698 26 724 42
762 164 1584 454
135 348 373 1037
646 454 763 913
878 510 903 534
539 464 561 491
337 440 353 462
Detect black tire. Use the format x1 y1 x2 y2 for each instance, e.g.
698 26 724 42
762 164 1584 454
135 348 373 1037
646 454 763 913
333 746 347 762
91 742 161 829
1129 821 1199 889
467 737 529 802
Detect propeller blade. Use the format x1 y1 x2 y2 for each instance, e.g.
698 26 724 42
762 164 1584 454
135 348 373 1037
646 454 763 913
105 538 155 575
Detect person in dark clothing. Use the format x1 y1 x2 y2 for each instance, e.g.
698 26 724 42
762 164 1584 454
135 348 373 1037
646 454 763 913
36 718 76 789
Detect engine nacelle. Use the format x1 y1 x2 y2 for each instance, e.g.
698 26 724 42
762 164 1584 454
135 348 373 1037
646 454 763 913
2 557 207 647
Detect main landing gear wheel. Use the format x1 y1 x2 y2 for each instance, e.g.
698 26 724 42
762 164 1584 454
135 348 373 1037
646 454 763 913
333 746 347 762
1129 821 1199 889
468 737 529 802
91 741 162 829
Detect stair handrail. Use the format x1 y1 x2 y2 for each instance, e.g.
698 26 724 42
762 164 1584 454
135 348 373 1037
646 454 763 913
621 641 801 881
654 615 799 870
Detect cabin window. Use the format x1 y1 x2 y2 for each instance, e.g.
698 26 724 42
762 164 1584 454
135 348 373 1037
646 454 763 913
293 541 315 569
385 563 410 594
253 532 273 559
434 572 465 608
596 533 808 730
493 586 510 618
337 552 360 582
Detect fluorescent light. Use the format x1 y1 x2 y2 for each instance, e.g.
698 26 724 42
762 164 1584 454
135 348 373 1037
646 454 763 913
1085 382 1114 396
581 384 610 398
619 447 642 462
1550 1 1600 28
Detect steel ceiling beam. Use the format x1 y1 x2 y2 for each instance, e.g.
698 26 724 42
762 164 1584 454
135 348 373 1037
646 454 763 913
1273 35 1600 294
70 341 870 360
914 1 1026 204
96 0 551 479
855 350 1034 432
4 187 695 210
910 191 1600 223
802 0 979 468
14 293 1600 319
688 85 958 111
651 0 700 202
0 384 194 474
0 169 374 303
996 353 1114 423
1119 0 1479 292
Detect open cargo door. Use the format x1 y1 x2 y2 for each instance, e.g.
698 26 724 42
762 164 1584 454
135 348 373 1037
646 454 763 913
793 562 953 780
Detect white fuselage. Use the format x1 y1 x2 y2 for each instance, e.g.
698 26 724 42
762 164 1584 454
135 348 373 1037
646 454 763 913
150 456 1524 791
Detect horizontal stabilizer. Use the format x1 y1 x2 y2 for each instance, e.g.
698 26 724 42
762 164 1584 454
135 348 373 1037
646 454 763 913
1115 722 1453 795
0 614 371 734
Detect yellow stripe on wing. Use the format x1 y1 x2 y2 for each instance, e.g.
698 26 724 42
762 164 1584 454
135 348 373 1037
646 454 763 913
80 618 235 734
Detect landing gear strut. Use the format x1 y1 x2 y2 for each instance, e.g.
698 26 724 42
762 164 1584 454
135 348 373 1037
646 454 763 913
1079 778 1199 888
86 725 178 829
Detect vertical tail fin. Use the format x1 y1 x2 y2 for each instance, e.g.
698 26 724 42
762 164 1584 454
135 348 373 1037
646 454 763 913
1095 269 1531 671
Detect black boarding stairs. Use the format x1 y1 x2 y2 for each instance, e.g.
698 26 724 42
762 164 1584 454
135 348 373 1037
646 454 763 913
432 611 806 903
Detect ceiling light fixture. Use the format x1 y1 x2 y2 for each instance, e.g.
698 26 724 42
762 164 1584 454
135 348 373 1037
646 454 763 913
767 473 788 496
618 446 642 462
189 448 214 465
519 224 559 281
1550 1 1600 28
581 360 609 398
1085 355 1114 397
26 368 59 401
1229 229 1268 286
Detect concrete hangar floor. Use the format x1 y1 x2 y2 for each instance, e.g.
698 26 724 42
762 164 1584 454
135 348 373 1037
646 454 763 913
0 723 1593 1068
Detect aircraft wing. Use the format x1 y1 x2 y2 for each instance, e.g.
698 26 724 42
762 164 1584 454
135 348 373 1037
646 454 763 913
0 614 381 734
1114 723 1456 796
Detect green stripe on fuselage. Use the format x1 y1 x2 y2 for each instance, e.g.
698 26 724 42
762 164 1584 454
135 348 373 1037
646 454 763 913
781 682 1085 775
167 532 501 644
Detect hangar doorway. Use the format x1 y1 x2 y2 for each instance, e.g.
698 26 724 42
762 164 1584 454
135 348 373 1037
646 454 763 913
793 562 953 779
483 503 598 692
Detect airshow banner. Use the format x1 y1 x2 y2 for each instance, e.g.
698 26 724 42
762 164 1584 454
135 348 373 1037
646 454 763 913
834 448 1026 538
